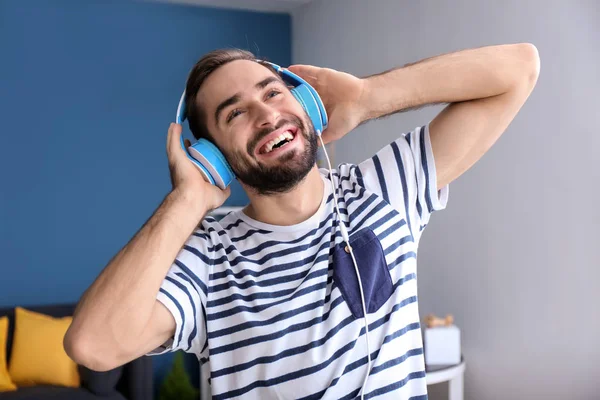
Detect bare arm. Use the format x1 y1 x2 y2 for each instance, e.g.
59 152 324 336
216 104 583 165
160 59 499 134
360 43 541 188
64 124 230 371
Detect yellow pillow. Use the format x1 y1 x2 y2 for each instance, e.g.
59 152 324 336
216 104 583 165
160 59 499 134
0 316 17 392
8 307 80 388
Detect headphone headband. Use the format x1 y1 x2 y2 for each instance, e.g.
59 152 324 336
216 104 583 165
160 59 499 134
175 60 283 124
176 90 186 125
176 59 327 129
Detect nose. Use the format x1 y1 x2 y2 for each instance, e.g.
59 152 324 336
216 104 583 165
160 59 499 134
253 101 280 128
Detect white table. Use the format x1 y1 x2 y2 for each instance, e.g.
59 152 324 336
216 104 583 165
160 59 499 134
425 359 466 400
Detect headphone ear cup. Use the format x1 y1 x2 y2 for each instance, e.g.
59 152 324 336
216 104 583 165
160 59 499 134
291 84 326 135
176 90 234 189
180 134 215 185
186 139 235 190
303 83 328 131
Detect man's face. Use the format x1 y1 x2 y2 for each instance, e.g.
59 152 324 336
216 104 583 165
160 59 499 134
197 60 318 195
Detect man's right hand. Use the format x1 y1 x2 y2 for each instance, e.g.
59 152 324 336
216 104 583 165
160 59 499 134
166 123 231 212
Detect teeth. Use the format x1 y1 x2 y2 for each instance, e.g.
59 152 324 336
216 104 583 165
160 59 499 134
264 131 295 153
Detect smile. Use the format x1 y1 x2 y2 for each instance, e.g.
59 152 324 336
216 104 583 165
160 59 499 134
256 126 299 157
262 131 294 153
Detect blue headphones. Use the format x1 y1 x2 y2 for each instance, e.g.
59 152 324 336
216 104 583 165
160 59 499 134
176 60 328 189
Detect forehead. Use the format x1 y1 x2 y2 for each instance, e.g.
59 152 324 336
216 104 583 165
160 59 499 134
197 60 279 112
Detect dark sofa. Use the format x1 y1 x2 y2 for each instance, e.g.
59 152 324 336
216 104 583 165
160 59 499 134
0 304 153 400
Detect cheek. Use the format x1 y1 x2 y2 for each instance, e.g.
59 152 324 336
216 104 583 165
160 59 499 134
207 131 237 159
227 129 254 156
287 99 306 117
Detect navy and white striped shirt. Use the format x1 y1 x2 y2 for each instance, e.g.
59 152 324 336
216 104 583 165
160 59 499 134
151 124 449 399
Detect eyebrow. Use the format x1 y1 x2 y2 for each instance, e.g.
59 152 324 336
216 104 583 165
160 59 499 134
214 76 283 125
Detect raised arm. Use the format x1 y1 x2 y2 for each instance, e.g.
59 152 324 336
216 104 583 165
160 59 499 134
360 43 540 188
64 124 229 371
287 43 540 189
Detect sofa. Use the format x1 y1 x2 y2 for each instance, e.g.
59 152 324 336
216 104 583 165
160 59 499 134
0 304 153 400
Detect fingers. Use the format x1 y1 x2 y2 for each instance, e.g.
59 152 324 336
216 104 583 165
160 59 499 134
287 64 319 85
321 118 341 146
205 183 232 210
220 186 232 206
287 64 319 74
167 123 183 156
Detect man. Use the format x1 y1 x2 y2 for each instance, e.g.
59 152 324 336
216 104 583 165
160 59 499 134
64 43 540 399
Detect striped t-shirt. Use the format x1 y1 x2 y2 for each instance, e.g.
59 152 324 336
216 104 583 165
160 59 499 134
151 124 449 399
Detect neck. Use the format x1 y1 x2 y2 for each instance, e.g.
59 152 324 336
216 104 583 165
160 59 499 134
242 166 324 226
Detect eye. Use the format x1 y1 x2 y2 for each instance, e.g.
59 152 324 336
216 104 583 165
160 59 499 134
227 108 243 123
266 89 281 99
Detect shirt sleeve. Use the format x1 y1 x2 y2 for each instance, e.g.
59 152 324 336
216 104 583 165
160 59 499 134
356 123 449 240
147 229 211 356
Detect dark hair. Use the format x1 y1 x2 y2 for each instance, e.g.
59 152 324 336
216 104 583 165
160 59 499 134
184 48 276 140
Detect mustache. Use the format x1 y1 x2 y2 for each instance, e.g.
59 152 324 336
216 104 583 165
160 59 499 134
247 116 305 155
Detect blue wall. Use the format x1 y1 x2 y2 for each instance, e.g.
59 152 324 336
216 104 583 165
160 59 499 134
0 0 290 391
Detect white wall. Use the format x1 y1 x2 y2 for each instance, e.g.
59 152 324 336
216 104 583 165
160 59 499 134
293 1 599 399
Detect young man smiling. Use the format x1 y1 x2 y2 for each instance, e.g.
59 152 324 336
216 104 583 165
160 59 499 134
65 44 540 399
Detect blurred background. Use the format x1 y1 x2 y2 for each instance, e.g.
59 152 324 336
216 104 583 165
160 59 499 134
0 0 597 399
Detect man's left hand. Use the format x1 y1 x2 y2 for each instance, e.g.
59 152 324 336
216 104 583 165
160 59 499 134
286 64 366 145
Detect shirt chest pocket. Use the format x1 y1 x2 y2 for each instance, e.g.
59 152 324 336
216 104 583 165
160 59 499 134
332 227 394 319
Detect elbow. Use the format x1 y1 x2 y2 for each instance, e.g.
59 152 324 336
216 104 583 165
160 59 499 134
515 42 541 87
63 326 122 372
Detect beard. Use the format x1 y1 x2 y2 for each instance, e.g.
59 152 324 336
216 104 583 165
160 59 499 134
225 115 318 196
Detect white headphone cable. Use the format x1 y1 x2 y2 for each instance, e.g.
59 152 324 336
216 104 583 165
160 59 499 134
318 134 371 399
